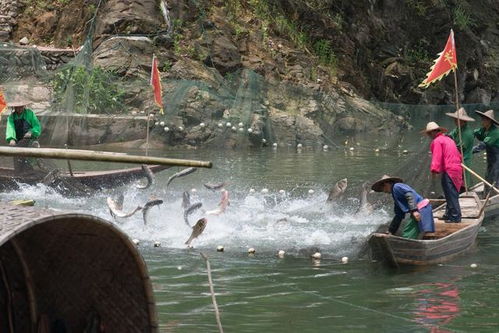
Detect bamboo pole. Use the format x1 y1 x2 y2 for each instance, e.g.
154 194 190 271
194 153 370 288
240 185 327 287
453 70 468 191
0 147 212 168
200 252 224 333
461 163 499 194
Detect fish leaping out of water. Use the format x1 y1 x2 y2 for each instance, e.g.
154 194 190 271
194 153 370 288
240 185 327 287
355 181 374 215
142 199 164 225
182 191 191 209
107 196 142 219
185 218 207 247
206 189 230 215
183 202 203 227
136 165 154 189
166 167 197 188
203 182 226 191
327 178 348 202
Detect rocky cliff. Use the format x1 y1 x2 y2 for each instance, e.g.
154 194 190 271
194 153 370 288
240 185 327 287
3 0 499 148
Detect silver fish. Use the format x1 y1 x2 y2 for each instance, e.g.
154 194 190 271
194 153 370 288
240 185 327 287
182 191 191 209
327 178 348 201
42 168 61 185
183 202 203 227
107 197 142 219
166 167 197 187
203 182 226 191
185 218 207 247
136 165 154 189
206 189 229 215
142 199 164 225
355 181 374 215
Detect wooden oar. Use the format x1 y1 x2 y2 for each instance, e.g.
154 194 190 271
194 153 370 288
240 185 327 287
461 163 499 195
0 147 212 168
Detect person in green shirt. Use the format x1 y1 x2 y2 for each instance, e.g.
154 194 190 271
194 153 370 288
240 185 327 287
473 109 499 191
446 107 475 191
5 100 42 172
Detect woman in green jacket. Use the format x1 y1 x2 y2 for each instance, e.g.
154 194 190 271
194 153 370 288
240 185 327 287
446 107 475 191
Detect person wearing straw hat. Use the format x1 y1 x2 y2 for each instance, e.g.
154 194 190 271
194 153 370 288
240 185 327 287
473 109 499 191
446 107 475 190
372 175 434 239
5 99 41 171
423 121 462 223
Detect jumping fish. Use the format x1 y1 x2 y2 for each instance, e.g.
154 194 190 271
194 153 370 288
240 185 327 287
166 167 197 187
185 217 208 247
183 202 203 227
203 182 226 191
142 199 164 225
327 178 348 201
41 168 61 186
106 197 142 219
355 181 374 215
206 189 229 215
182 191 191 209
136 165 154 189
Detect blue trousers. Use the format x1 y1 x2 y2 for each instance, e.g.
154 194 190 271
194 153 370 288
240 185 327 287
442 172 461 222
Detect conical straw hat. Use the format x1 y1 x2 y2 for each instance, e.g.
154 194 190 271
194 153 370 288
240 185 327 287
475 109 499 126
371 175 403 192
420 121 448 134
445 107 475 122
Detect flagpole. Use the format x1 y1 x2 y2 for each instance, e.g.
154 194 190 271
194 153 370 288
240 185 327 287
145 111 150 156
453 68 467 192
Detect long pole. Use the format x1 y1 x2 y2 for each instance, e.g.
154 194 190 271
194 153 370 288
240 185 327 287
200 253 224 333
0 146 212 168
453 69 468 192
461 163 499 195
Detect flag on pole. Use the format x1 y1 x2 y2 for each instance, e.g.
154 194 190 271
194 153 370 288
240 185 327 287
0 90 7 116
419 29 457 88
150 55 164 114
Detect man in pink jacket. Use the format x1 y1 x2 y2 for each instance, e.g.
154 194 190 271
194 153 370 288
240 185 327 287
423 122 462 223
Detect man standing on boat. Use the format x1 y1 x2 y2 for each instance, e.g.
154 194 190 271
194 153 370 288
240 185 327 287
424 122 462 223
473 110 499 191
5 100 41 171
446 108 475 191
372 175 434 239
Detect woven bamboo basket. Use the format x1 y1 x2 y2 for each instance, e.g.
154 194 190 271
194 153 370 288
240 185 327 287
0 203 158 332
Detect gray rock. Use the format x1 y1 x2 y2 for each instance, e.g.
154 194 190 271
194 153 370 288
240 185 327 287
19 37 29 45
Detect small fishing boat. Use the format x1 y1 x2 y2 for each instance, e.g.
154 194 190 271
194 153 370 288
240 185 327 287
0 164 170 192
469 182 499 218
368 193 484 267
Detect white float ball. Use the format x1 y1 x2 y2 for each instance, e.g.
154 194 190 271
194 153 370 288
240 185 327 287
341 256 349 264
154 122 159 126
247 128 253 133
297 143 303 148
311 252 321 259
178 126 184 131
262 138 267 144
217 245 224 252
132 239 140 246
261 188 269 194
200 122 206 128
470 263 478 268
323 145 329 150
308 189 315 194
226 122 232 127
164 127 169 132
249 188 255 193
238 127 244 132
272 142 277 148
349 147 355 151
238 122 244 127
160 121 165 126
154 241 161 247
218 123 223 128
231 126 237 131
279 189 285 194
248 247 256 254
191 188 197 193
278 250 285 258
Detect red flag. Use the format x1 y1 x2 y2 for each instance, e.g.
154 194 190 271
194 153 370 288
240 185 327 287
150 55 164 114
419 29 457 88
0 90 7 115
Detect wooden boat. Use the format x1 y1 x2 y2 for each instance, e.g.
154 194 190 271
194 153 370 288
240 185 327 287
469 182 499 218
0 164 170 192
368 193 484 267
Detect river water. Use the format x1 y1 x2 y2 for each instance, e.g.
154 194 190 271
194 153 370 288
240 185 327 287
2 126 498 332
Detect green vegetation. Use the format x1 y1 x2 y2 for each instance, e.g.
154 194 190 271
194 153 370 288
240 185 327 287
227 0 338 73
453 5 475 30
406 39 431 64
405 0 429 16
52 66 125 114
